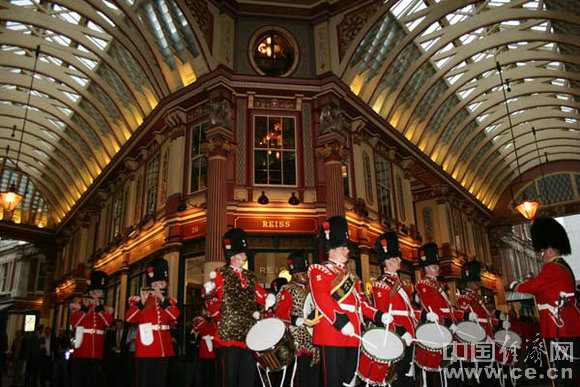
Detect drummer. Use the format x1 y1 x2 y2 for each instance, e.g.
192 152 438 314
202 228 276 387
456 259 499 339
309 216 393 387
275 250 320 386
371 231 420 386
415 242 458 386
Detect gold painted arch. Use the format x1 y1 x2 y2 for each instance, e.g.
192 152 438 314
341 0 580 210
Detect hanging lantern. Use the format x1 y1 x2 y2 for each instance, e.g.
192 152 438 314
0 182 23 212
514 194 539 220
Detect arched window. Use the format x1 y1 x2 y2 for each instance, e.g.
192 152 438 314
396 174 405 221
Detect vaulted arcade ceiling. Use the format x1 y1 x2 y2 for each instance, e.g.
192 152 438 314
0 0 578 228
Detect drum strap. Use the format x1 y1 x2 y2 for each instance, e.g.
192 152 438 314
331 274 355 303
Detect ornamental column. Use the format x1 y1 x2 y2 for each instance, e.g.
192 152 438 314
164 108 187 214
201 124 233 280
316 136 348 218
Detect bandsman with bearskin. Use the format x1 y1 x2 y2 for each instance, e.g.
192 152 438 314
309 216 393 387
509 217 579 386
125 258 180 387
69 270 114 387
202 228 276 387
275 250 320 386
371 231 421 386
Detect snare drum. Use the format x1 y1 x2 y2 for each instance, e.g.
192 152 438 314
246 318 296 371
414 323 453 371
357 328 405 386
494 330 522 365
454 321 487 361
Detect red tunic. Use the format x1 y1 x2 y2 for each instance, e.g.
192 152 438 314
125 295 180 358
456 289 495 338
308 261 381 347
515 258 580 338
372 273 419 336
211 266 268 348
71 303 113 360
192 316 218 359
415 276 457 324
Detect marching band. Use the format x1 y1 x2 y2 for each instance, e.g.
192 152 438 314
63 215 578 387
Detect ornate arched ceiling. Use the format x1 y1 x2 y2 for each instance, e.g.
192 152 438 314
1 0 214 225
341 0 580 211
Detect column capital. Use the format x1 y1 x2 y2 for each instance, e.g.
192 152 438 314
316 138 349 162
201 126 234 159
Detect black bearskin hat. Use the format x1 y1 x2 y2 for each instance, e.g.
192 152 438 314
222 228 248 260
530 217 571 255
461 260 481 282
287 250 309 274
418 242 439 269
375 232 402 263
146 258 169 284
87 270 107 291
319 216 350 253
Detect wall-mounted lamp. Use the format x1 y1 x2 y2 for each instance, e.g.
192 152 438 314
288 192 300 205
257 191 269 205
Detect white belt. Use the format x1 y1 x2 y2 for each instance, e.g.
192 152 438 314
538 303 558 314
440 308 451 313
477 318 489 324
339 304 356 313
83 329 104 335
391 310 412 317
151 324 170 330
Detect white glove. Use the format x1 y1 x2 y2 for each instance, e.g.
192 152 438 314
381 313 394 326
499 312 506 321
341 322 355 337
502 320 511 330
295 317 305 327
508 280 519 290
202 335 213 352
469 312 478 322
450 324 457 333
203 281 215 295
252 311 261 320
401 332 413 346
265 293 276 309
426 312 439 323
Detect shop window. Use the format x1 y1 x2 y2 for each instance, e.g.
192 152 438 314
105 277 122 319
254 115 296 186
190 122 209 193
144 154 160 218
396 174 406 221
182 255 204 354
253 251 311 287
375 155 393 218
0 264 8 293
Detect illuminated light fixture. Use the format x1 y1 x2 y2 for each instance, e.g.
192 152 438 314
0 182 22 212
257 191 269 205
514 194 539 220
288 192 300 205
496 61 538 220
1 45 40 214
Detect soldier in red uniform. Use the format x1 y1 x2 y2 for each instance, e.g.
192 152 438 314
309 216 392 387
69 270 114 387
192 311 219 387
510 217 580 386
202 228 276 387
371 231 419 386
125 258 180 387
275 250 320 386
456 260 498 338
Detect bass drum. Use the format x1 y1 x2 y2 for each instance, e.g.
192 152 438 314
246 318 296 371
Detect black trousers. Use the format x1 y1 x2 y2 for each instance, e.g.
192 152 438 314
320 346 357 387
545 337 580 387
392 344 415 386
201 358 218 387
71 358 100 387
219 346 258 387
296 353 320 387
136 358 169 387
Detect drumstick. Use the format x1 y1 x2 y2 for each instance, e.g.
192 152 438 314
353 332 378 350
382 304 393 347
469 306 483 328
428 307 445 339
